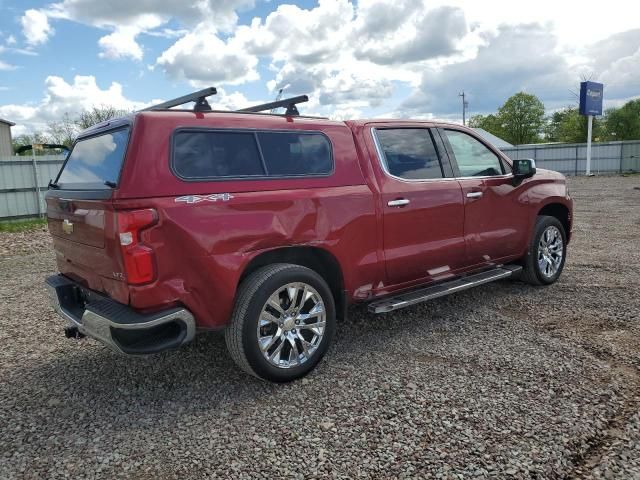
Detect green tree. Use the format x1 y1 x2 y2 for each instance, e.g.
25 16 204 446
469 114 505 139
497 92 545 145
603 99 640 141
12 132 50 155
545 107 607 143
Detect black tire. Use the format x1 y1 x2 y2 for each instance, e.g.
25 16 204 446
225 263 336 382
521 215 567 286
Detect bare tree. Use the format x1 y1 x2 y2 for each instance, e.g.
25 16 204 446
12 105 132 153
75 105 131 130
46 113 78 147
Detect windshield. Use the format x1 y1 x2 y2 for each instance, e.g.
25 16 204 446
56 127 130 189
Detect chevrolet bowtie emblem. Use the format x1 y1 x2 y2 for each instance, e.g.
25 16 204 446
62 219 74 234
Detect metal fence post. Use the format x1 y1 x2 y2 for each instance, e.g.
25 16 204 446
31 156 42 217
619 142 624 174
574 145 579 176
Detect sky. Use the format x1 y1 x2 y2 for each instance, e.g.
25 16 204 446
0 0 639 135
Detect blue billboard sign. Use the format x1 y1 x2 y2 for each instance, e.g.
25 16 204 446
579 81 604 116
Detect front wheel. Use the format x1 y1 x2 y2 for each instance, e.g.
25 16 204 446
225 264 336 382
521 215 567 286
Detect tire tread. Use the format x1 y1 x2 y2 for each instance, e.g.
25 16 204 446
521 215 566 286
225 263 319 379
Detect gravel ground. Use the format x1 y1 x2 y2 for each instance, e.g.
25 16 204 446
0 175 639 479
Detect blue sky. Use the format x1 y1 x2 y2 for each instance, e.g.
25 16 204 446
1 0 639 135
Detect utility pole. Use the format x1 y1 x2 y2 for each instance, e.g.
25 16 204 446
459 91 468 126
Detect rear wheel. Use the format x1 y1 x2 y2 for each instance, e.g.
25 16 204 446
521 215 567 286
225 264 336 382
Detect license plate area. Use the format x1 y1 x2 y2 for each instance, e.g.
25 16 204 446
57 284 87 321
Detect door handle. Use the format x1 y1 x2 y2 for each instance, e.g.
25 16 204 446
387 199 410 207
466 191 483 199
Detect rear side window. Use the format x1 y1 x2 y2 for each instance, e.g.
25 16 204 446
57 127 129 189
375 128 443 180
172 130 333 180
173 131 264 178
257 132 332 176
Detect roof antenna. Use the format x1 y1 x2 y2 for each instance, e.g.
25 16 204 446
270 84 290 113
270 88 284 114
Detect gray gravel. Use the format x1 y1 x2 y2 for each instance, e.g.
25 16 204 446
1 175 639 479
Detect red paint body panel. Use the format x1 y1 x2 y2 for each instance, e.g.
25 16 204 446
46 112 573 330
46 197 130 304
358 122 467 285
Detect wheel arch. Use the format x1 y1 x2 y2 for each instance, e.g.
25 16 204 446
239 246 346 318
538 202 571 242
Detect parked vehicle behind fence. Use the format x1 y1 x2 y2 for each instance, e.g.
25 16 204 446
45 88 573 382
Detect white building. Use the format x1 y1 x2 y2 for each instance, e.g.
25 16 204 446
0 118 15 156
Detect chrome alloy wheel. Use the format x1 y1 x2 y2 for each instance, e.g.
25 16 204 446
257 282 326 369
538 225 564 278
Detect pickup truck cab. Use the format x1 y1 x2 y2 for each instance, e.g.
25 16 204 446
45 89 573 382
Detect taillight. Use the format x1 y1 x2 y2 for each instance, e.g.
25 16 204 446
116 209 158 285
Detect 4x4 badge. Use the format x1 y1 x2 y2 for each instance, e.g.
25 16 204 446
175 193 234 204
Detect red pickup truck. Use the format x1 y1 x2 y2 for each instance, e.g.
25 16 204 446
45 88 572 382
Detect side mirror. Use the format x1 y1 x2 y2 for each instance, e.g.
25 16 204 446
512 158 536 180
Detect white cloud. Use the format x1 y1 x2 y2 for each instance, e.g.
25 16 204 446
6 35 17 46
209 88 262 111
355 5 468 65
239 0 354 63
9 0 640 120
0 76 267 135
0 75 153 134
98 27 144 60
46 0 253 30
0 47 16 70
155 25 259 86
21 9 54 46
25 0 254 59
230 0 418 109
329 106 363 121
584 29 640 101
319 71 393 107
0 60 16 71
400 23 575 116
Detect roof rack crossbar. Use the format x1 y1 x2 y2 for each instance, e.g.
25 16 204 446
142 87 217 112
238 95 308 116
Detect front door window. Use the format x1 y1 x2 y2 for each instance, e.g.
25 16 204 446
444 130 504 177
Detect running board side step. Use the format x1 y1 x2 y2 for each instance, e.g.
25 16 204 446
368 265 522 314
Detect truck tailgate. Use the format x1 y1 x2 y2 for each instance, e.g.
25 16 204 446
46 196 128 304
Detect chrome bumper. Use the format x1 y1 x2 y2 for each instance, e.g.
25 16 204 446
46 275 196 355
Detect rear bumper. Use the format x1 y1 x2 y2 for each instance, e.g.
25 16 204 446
45 275 196 355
